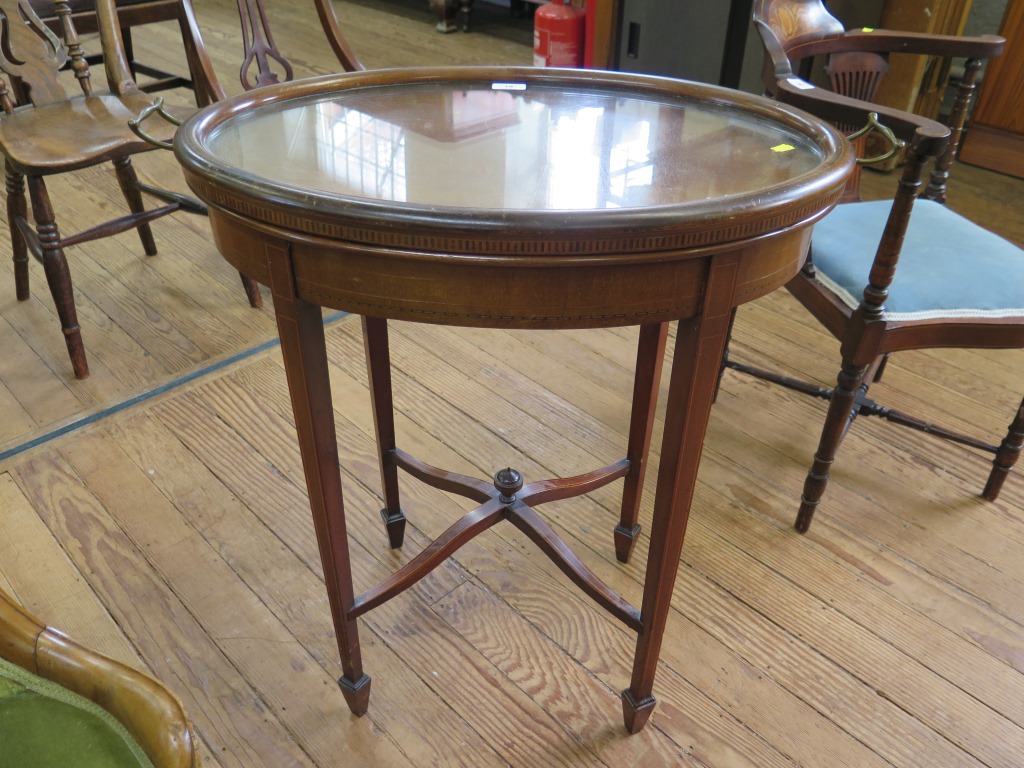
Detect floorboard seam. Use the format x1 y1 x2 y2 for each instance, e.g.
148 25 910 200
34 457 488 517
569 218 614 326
0 311 349 466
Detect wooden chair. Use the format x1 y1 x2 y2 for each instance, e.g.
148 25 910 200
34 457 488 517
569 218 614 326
0 586 199 767
721 0 1021 532
28 0 192 94
0 0 217 379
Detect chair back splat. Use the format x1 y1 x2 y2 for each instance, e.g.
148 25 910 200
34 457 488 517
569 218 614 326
721 0 1020 533
1 0 79 105
236 0 294 89
177 0 364 109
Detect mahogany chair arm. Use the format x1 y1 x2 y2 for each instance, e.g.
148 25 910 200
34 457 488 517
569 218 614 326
774 76 949 152
772 76 952 319
788 31 1006 65
754 19 797 86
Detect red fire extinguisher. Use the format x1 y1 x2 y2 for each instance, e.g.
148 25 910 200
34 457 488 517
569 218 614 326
534 0 585 68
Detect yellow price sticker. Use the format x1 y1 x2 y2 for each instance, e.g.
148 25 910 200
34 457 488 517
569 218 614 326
771 143 796 153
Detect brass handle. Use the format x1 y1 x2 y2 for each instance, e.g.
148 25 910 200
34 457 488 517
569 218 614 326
847 112 906 166
128 98 183 151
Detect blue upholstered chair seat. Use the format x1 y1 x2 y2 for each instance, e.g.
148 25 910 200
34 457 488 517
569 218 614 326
810 199 1024 320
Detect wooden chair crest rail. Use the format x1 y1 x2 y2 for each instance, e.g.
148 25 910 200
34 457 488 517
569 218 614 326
27 0 192 94
720 0 1020 533
0 0 221 379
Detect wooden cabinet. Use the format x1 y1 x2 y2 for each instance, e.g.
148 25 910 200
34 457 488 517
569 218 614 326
874 0 974 118
588 0 619 69
960 0 1024 178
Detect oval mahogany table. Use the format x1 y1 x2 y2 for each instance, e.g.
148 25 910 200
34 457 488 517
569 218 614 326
175 66 852 734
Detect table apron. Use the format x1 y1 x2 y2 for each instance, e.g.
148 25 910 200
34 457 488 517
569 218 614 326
208 209 811 328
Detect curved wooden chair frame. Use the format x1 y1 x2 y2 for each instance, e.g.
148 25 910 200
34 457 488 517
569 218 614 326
127 0 365 309
27 0 193 94
0 586 199 768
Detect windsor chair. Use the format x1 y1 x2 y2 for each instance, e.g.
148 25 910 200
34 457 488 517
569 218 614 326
0 0 204 379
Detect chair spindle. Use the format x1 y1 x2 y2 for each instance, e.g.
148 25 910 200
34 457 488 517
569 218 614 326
925 57 983 203
52 0 92 95
861 140 938 321
0 76 14 113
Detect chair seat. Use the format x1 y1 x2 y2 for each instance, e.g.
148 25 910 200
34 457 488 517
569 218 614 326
811 199 1024 320
0 657 155 768
0 90 182 175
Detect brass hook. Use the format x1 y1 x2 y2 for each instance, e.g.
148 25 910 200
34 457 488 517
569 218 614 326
128 98 183 151
847 112 906 166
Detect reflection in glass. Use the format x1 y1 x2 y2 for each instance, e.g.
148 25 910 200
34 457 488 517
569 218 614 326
548 106 604 209
207 82 822 212
316 103 407 202
608 117 652 208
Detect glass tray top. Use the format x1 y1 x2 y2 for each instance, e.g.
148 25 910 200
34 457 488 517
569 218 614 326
202 76 825 212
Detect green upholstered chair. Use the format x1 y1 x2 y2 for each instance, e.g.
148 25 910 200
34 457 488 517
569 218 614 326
721 0 1022 533
0 587 199 768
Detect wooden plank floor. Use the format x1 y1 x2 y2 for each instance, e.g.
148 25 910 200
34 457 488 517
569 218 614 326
2 1 1023 766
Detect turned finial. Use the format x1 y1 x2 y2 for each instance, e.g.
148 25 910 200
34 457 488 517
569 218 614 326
493 467 523 504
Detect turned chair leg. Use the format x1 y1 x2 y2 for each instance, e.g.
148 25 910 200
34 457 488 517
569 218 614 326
795 359 869 533
983 396 1024 501
872 352 892 383
112 156 157 256
28 177 89 379
6 163 29 301
112 156 263 308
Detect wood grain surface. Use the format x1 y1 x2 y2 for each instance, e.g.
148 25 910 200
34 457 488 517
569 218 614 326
1 0 1022 764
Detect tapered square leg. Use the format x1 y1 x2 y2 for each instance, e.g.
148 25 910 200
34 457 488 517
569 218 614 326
615 322 668 563
621 689 657 735
266 241 368 712
363 316 407 549
624 254 739 733
338 673 372 716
